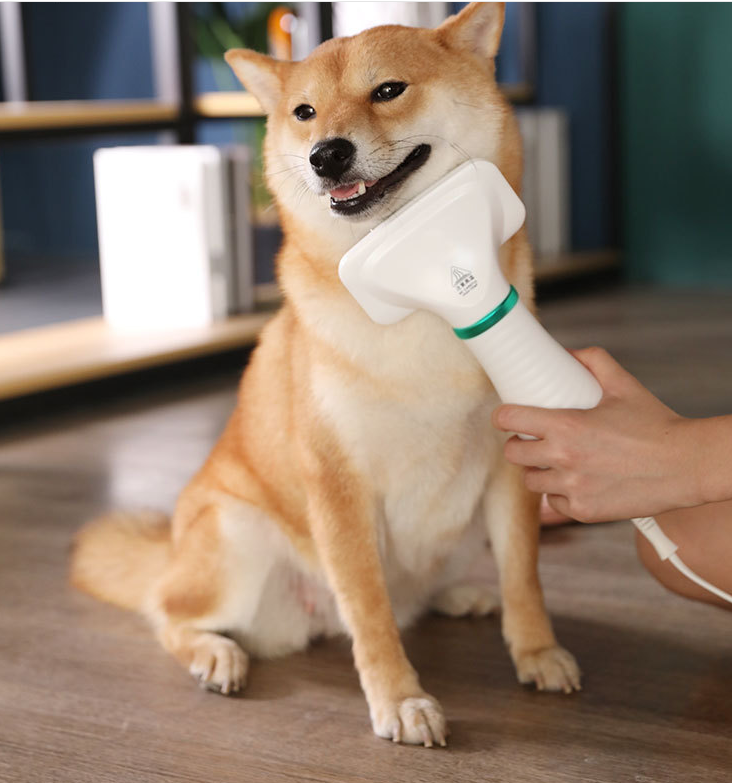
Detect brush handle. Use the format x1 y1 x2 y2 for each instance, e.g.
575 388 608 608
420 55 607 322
463 300 603 411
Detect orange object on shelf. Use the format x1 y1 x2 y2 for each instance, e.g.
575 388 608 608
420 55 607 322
268 6 296 60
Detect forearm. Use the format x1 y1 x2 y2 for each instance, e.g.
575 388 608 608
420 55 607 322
686 415 732 506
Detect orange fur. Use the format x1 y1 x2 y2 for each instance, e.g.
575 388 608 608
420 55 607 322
70 510 170 611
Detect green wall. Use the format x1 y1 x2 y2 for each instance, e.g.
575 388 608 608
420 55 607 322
620 3 732 284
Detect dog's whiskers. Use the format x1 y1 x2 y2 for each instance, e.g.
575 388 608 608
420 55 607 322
268 164 306 178
292 179 316 210
396 134 472 166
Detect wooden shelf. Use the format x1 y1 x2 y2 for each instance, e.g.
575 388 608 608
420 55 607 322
193 82 535 120
0 309 276 401
534 249 620 282
501 82 535 104
194 92 265 119
0 83 533 132
0 100 179 133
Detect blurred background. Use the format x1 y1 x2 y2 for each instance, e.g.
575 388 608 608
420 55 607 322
0 1 730 404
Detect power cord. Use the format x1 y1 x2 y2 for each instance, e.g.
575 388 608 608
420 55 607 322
632 516 732 605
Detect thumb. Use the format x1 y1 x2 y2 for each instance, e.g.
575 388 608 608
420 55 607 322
569 346 637 395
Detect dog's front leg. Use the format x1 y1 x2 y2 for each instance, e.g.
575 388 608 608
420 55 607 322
484 458 582 693
302 446 447 747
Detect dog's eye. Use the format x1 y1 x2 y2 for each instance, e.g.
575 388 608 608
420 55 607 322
372 82 407 103
293 104 316 121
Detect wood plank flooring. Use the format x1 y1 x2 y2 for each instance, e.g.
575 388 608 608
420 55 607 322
1 286 730 783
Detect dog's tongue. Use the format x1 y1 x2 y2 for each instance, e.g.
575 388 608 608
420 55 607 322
329 180 378 199
330 183 360 199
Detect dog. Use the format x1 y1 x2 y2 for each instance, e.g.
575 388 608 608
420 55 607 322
71 2 580 747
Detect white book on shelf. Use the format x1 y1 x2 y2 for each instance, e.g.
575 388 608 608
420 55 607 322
516 108 571 263
333 2 448 37
535 108 570 259
94 145 255 333
515 109 540 253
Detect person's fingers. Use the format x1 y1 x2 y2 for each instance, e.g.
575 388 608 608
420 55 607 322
504 435 554 468
545 494 573 520
540 494 574 525
523 466 565 496
492 404 556 439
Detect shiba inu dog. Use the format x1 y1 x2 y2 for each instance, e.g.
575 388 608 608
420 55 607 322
71 2 580 746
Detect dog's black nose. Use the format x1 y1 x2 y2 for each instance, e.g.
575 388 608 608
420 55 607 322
309 138 355 180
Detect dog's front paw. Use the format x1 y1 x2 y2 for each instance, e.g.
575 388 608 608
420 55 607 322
189 633 249 695
514 645 581 694
372 694 448 747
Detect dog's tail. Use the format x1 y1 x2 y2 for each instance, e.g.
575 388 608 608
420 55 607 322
70 510 171 612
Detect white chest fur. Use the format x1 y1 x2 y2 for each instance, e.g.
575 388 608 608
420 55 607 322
308 301 502 601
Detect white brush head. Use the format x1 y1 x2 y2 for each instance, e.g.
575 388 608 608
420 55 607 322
338 160 525 328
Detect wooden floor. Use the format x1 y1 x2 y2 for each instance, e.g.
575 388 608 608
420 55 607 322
0 285 730 783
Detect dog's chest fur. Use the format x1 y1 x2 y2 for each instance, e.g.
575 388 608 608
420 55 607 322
306 296 502 591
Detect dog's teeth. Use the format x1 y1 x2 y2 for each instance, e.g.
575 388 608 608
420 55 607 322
357 180 366 196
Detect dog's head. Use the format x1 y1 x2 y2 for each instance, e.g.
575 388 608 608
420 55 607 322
226 3 515 248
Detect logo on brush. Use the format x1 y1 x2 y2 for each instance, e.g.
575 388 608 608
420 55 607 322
451 266 478 297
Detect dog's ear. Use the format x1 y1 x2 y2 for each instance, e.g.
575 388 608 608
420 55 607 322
436 2 505 60
224 49 291 114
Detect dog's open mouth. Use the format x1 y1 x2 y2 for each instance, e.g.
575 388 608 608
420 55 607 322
329 144 431 216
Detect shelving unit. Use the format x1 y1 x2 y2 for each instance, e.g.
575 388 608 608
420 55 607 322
0 281 281 401
0 99 179 133
0 308 275 402
193 91 264 119
0 3 620 403
192 82 536 120
0 83 537 134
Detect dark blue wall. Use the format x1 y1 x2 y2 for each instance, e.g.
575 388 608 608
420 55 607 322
25 2 154 101
0 3 155 269
535 3 613 251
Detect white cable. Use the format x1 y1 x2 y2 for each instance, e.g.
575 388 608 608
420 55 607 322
668 554 732 604
632 516 732 605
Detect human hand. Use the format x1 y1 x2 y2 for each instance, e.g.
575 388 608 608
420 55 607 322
491 347 700 523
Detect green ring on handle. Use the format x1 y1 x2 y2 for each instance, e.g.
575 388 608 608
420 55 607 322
453 285 519 340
